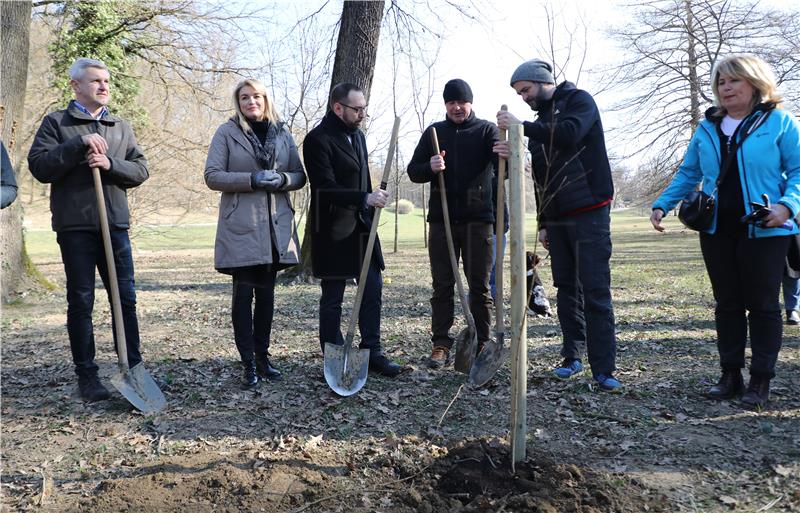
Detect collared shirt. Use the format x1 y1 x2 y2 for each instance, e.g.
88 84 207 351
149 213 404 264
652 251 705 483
73 101 108 120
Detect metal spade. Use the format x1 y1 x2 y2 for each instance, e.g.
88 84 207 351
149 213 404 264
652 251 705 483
92 167 166 414
324 116 401 396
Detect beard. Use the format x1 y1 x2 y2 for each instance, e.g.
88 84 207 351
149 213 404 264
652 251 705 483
526 88 549 111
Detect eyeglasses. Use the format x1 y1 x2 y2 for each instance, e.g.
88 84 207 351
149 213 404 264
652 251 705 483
339 103 368 116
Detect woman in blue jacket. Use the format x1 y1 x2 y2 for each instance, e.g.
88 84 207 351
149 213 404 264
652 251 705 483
650 54 800 408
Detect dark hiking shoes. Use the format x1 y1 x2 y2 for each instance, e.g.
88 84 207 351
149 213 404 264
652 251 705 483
256 355 282 381
78 374 111 402
706 369 745 400
741 375 770 408
241 360 258 389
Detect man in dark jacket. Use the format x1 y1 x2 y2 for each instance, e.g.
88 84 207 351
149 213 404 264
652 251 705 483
494 59 621 392
303 82 404 377
28 58 149 402
407 79 499 369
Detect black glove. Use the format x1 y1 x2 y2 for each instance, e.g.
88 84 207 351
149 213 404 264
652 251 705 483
251 170 285 191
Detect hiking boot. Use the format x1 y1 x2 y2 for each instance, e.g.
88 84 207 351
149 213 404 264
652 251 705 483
255 354 282 381
241 360 258 389
741 374 770 408
554 358 584 379
787 310 800 325
706 368 744 400
78 374 111 402
428 346 450 369
594 373 622 392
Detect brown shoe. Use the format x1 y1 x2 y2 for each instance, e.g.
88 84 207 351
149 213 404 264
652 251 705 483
741 374 770 408
428 346 450 369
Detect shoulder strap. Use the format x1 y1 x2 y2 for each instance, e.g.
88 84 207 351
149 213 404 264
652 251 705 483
716 109 772 187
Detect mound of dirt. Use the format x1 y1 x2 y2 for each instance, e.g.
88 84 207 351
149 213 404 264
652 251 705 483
426 439 669 513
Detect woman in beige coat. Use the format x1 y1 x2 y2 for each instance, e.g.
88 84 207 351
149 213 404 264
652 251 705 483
205 79 306 388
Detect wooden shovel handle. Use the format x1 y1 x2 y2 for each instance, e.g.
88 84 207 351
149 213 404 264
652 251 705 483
91 167 129 370
344 116 402 346
431 128 475 329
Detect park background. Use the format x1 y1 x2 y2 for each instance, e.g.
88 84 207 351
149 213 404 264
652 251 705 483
2 1 799 512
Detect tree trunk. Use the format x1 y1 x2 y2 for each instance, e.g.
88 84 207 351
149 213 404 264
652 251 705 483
1 0 32 301
685 0 701 133
284 0 385 282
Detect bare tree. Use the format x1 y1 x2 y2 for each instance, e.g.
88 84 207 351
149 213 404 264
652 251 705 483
1 0 33 301
605 0 800 194
287 0 386 282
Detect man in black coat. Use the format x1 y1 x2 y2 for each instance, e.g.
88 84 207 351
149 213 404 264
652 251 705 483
28 58 149 402
494 59 620 392
407 79 499 369
303 82 404 377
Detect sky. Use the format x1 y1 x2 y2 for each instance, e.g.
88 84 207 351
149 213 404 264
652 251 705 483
261 0 797 170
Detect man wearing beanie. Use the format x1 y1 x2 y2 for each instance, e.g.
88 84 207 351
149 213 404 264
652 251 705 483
407 79 500 369
494 59 621 392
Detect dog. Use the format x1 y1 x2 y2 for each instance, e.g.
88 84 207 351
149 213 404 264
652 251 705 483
526 251 553 317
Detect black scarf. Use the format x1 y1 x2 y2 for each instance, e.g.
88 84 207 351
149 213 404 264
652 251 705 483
243 120 280 169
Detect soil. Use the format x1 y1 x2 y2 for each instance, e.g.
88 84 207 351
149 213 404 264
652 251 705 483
3 226 800 512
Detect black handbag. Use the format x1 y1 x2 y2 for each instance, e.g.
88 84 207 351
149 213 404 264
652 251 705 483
678 190 715 231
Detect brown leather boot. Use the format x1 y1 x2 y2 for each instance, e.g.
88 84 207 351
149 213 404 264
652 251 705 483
706 368 744 400
741 374 770 408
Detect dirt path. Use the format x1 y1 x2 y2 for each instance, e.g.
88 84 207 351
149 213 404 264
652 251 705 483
2 232 799 512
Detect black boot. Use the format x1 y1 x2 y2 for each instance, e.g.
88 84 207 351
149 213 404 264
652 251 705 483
706 368 744 400
255 354 282 381
78 374 111 402
741 374 770 408
241 360 258 389
368 350 406 377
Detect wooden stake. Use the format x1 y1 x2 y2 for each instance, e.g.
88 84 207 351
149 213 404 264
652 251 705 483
507 124 527 468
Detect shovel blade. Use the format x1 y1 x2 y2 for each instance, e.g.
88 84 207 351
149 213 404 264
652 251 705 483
323 342 370 396
110 363 167 414
453 327 477 374
469 334 509 387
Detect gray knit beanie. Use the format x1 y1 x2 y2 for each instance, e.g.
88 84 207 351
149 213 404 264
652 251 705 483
510 59 555 86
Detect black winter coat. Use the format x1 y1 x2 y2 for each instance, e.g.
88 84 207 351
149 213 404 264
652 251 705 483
28 101 148 232
407 112 499 225
303 111 384 279
523 82 613 225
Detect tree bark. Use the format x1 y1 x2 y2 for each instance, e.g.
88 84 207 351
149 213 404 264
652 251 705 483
1 0 33 301
285 0 385 282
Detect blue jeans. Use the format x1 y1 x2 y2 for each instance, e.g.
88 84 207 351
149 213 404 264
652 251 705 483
783 275 800 311
319 260 382 351
57 230 142 376
546 205 616 375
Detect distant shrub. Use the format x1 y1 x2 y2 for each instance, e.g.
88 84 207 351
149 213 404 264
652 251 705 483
386 199 414 214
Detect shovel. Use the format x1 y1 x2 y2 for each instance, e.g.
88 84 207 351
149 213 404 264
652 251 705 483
430 128 478 374
91 167 166 414
470 105 511 386
324 116 401 396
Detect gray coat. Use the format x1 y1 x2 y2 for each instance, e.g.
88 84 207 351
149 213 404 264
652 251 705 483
205 119 306 272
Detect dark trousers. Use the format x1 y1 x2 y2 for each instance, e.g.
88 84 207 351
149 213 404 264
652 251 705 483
700 231 789 378
319 260 382 351
547 205 616 375
57 229 142 376
231 270 276 363
428 222 493 348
